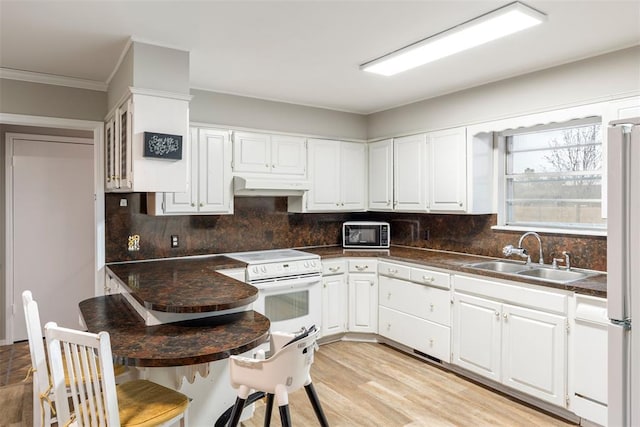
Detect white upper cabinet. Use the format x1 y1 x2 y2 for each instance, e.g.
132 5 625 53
148 127 233 215
105 91 190 193
428 127 467 212
394 134 429 211
292 139 366 212
368 139 394 211
232 131 306 176
368 126 493 214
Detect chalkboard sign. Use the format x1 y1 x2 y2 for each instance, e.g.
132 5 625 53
143 132 183 160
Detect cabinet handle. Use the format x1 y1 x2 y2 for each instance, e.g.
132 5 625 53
495 311 500 319
355 265 369 271
423 275 435 282
191 203 196 207
265 164 269 168
429 338 434 346
388 268 398 275
328 266 341 272
387 292 392 299
503 313 509 321
429 303 434 311
335 203 340 206
199 202 204 207
272 164 275 168
387 323 391 331
459 202 463 207
323 284 327 288
341 202 345 206
386 200 391 206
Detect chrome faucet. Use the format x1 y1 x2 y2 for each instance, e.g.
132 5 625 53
552 251 572 270
518 231 544 265
503 231 544 265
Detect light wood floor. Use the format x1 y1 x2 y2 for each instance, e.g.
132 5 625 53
241 341 577 427
1 339 577 427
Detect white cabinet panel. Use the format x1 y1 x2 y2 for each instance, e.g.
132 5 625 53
322 274 348 337
163 127 199 213
368 139 394 210
394 134 428 211
453 293 502 382
271 135 306 175
199 129 233 212
379 276 451 326
429 127 466 212
348 273 378 333
502 304 566 407
379 306 451 362
232 131 271 173
307 139 341 210
409 267 451 290
341 142 367 210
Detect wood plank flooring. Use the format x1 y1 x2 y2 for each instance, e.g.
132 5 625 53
240 341 577 427
1 339 577 426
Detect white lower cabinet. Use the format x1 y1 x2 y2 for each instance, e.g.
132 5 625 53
378 261 452 362
452 275 568 408
347 259 378 333
321 260 348 338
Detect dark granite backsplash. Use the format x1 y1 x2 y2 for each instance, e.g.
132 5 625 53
105 193 606 271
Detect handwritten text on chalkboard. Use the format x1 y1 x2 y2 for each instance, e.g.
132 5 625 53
143 132 183 160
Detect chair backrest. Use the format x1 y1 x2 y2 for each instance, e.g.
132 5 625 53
44 321 120 427
232 328 319 394
22 290 55 427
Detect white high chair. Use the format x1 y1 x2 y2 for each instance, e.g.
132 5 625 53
226 326 329 427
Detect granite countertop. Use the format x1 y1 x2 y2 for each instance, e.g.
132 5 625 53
304 246 607 298
79 294 270 367
107 255 254 313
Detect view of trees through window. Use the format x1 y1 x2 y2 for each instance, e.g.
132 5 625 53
505 120 606 230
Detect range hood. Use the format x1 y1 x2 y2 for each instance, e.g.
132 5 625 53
233 176 310 197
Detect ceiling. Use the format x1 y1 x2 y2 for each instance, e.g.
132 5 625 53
1 1 639 114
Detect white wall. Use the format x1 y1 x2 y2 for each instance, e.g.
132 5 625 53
367 46 640 139
0 79 107 121
190 89 368 141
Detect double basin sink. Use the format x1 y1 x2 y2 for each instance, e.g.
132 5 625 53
465 260 597 284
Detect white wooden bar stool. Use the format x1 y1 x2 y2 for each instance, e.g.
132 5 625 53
226 326 329 427
44 321 190 427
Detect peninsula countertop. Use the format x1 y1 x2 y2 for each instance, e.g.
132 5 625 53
106 255 254 313
79 294 270 367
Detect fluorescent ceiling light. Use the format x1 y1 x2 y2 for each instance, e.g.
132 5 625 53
361 1 546 76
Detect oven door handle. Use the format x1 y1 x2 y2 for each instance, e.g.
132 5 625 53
253 278 320 292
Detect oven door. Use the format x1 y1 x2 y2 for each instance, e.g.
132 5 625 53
252 276 321 334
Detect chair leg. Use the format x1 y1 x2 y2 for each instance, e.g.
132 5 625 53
264 393 274 427
278 404 292 427
304 383 329 427
227 397 246 427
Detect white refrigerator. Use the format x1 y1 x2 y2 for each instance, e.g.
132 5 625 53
607 117 640 427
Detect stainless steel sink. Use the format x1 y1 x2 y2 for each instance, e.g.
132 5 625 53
516 268 595 283
467 261 532 274
466 260 597 284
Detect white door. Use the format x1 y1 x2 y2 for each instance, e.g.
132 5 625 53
307 139 341 211
340 142 366 210
232 131 270 173
270 135 306 176
348 274 378 333
8 134 95 342
368 139 393 211
502 303 567 407
164 128 199 213
321 274 347 337
429 127 467 212
394 134 428 211
199 129 232 213
452 292 502 382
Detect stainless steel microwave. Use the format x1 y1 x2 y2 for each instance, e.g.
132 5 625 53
342 221 390 249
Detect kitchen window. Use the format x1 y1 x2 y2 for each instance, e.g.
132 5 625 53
498 117 606 233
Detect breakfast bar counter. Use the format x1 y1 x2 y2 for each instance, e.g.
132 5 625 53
79 294 270 367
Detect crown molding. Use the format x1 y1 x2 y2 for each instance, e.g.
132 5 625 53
0 68 108 92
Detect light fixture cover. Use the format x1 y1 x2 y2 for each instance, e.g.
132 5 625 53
361 1 546 76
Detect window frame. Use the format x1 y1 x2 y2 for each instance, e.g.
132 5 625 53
495 117 607 236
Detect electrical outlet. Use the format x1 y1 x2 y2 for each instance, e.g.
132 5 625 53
120 198 128 207
171 235 179 248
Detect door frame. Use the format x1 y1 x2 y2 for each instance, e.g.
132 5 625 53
1 113 104 344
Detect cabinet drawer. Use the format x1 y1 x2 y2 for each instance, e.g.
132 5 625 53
348 259 377 273
379 306 451 362
378 261 411 280
379 276 451 326
410 267 450 289
322 259 347 276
